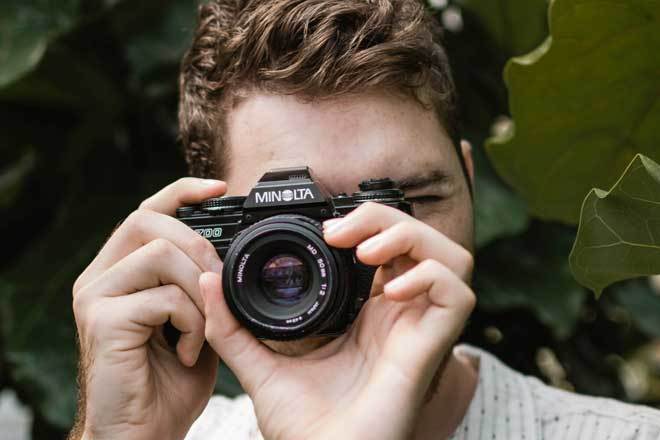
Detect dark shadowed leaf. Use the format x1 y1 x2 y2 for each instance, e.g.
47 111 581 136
473 146 529 248
457 0 549 56
612 278 660 339
475 223 585 339
0 0 80 88
215 363 243 397
122 0 197 81
570 154 660 296
0 150 35 207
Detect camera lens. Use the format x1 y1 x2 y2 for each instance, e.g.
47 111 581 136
222 214 350 339
260 254 310 305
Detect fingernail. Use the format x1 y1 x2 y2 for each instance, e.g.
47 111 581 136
323 218 345 235
201 179 222 186
357 235 382 253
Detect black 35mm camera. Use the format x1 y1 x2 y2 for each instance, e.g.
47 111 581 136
176 166 412 340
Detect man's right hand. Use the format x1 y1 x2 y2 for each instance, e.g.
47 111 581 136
70 178 227 440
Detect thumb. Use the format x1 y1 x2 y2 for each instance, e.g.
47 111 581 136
200 272 279 395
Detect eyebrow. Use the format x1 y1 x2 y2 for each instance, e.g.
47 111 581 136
397 169 453 192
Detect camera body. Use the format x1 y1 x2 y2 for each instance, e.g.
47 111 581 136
176 166 412 340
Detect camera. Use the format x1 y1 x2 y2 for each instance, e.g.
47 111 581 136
176 166 412 340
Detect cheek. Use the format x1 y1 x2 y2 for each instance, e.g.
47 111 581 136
416 199 474 254
453 200 475 253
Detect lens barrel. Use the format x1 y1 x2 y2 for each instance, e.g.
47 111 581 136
222 215 347 339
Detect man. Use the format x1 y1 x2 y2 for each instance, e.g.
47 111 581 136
68 0 660 439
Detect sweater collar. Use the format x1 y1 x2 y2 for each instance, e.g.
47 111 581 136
449 344 540 440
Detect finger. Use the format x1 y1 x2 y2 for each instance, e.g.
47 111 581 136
74 177 225 295
76 209 222 293
384 259 475 336
384 260 473 304
354 219 473 280
380 259 475 381
76 238 205 313
200 272 280 395
322 201 408 247
117 284 206 366
369 256 417 297
139 177 226 215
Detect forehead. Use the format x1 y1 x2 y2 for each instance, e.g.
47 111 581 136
222 91 459 195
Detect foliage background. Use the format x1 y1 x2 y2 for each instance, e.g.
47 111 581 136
1 0 659 438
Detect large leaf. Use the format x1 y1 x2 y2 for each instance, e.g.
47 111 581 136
487 0 660 224
0 0 80 88
457 0 549 56
569 154 660 296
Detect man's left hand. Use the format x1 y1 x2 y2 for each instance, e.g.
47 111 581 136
201 201 476 440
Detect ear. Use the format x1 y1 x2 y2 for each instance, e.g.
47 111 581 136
460 139 475 188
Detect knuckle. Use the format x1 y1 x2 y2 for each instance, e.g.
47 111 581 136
455 285 477 313
123 208 150 232
173 177 199 193
192 314 205 336
191 233 217 259
85 302 112 335
72 288 88 321
421 259 454 285
138 196 154 210
204 322 218 346
393 220 417 240
163 284 186 306
454 247 474 275
146 238 176 259
419 258 442 272
359 201 383 214
72 273 87 297
176 176 195 186
463 288 477 309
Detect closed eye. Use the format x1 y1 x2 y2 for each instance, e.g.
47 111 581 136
407 195 444 205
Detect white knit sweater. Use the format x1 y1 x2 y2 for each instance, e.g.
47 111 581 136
185 345 660 439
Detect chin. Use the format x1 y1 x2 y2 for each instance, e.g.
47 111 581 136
262 336 335 356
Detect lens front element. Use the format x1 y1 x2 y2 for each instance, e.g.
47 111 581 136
261 254 310 306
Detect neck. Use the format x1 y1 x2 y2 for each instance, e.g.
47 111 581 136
414 348 479 440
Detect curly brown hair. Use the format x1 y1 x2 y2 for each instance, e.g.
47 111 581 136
178 0 460 179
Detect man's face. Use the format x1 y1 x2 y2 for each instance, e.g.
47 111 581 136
220 90 474 354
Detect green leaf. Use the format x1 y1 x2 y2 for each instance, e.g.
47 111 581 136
0 0 80 88
0 44 125 112
487 0 660 224
569 154 660 296
215 362 243 398
475 223 585 338
458 0 549 56
473 144 529 248
123 0 197 81
0 149 35 207
611 278 660 339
